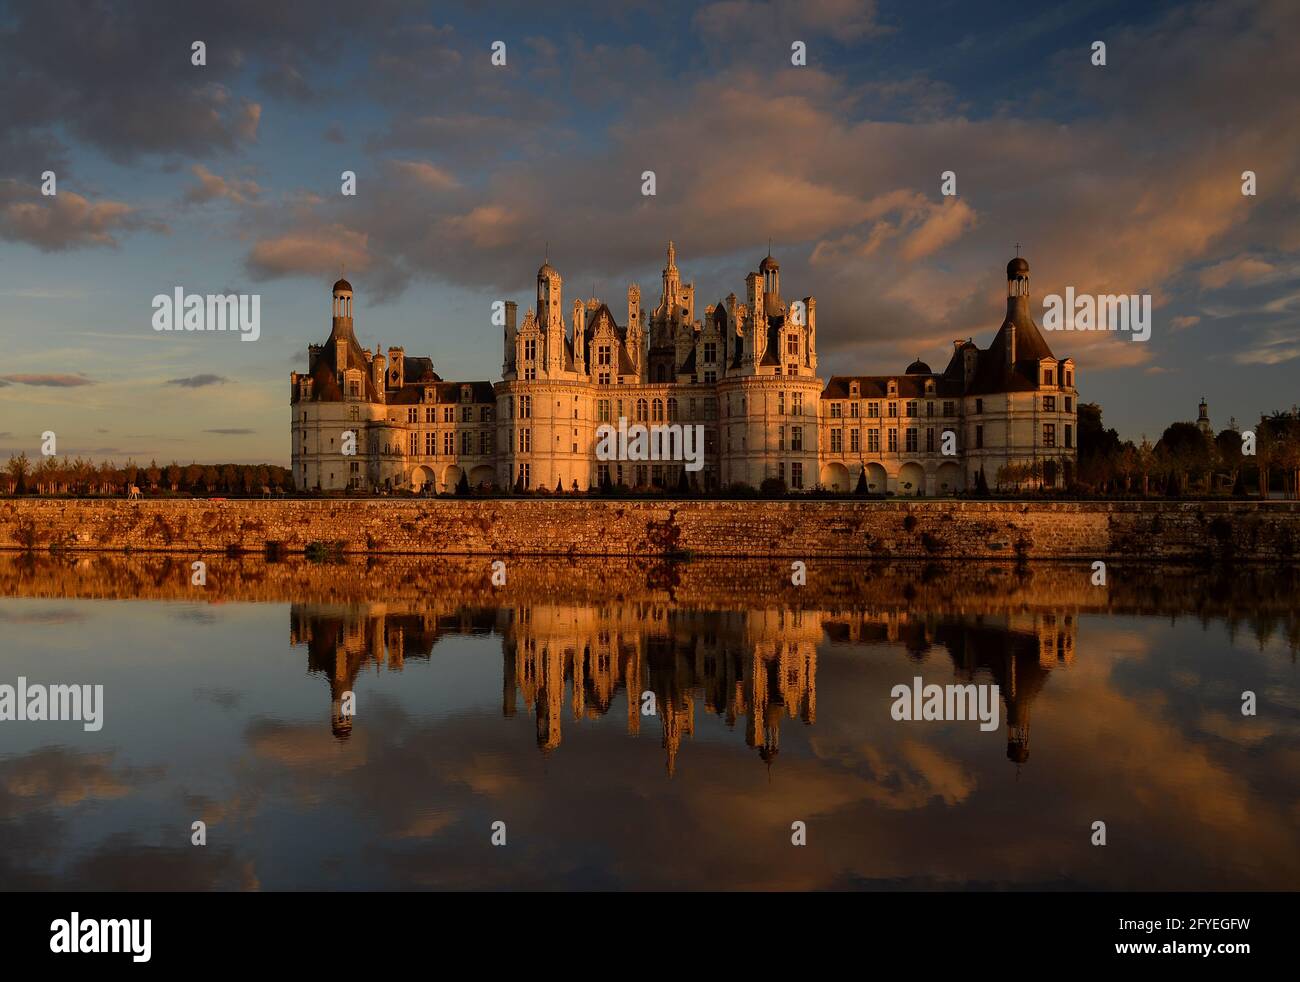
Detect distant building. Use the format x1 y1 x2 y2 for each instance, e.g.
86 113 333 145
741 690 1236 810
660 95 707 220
1197 397 1213 435
291 245 1078 493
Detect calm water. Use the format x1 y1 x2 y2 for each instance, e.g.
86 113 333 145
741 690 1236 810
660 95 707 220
0 555 1296 891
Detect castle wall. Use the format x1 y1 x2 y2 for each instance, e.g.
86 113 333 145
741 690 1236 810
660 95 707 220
3 498 1297 562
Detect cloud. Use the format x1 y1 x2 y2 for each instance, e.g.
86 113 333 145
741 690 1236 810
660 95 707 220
245 225 370 281
183 165 261 206
1170 315 1201 332
1199 255 1278 290
204 428 256 435
166 374 229 388
0 180 165 251
0 373 94 387
323 122 347 144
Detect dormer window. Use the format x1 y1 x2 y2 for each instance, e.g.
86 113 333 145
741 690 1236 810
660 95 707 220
461 385 472 403
1044 368 1055 386
850 382 860 398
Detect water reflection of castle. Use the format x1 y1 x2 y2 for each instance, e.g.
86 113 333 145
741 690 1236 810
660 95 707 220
289 601 1075 770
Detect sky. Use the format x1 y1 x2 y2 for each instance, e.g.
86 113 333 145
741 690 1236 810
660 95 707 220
1 0 1297 466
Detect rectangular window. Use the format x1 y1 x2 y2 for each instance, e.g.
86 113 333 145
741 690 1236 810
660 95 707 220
443 407 454 423
704 398 717 420
1065 370 1073 386
425 432 435 455
598 345 611 366
975 424 984 449
888 402 897 418
425 407 436 423
850 428 860 453
1043 423 1056 447
868 429 880 453
518 428 531 452
703 342 716 363
1065 396 1073 412
480 405 493 422
926 428 935 452
480 432 492 454
1065 424 1073 448
408 432 417 455
905 400 918 417
778 425 785 451
1045 369 1055 386
462 431 473 454
791 426 803 451
905 428 918 452
524 339 537 361
868 401 880 418
850 402 859 418
830 402 842 418
703 370 716 383
943 400 955 416
407 408 418 423
598 399 611 422
519 396 531 419
444 432 454 455
1043 395 1056 412
791 462 803 489
792 392 803 415
831 429 843 453
462 406 473 422
887 429 898 452
974 398 983 414
778 392 786 415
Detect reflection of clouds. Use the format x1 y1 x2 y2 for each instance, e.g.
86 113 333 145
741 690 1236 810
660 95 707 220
0 747 251 891
0 746 156 814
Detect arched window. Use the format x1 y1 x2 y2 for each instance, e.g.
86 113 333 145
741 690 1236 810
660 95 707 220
636 398 648 422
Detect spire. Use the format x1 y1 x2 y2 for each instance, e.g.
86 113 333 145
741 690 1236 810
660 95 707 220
667 240 676 269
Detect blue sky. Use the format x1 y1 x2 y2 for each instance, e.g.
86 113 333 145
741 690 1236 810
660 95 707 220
2 0 1297 465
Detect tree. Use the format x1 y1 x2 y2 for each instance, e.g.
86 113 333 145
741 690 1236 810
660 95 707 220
974 466 989 497
1156 422 1212 495
462 472 475 496
6 452 30 494
1077 402 1121 489
166 462 182 491
1215 428 1243 493
855 467 868 495
676 468 690 494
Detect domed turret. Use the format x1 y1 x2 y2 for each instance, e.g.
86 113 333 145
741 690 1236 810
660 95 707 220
905 357 932 375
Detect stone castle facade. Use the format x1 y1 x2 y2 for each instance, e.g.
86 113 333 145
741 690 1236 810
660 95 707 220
291 244 1077 494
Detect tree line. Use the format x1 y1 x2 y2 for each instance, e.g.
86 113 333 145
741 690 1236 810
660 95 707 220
1076 403 1300 498
2 455 292 496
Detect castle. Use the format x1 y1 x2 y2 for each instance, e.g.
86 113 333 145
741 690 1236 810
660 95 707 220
291 244 1078 494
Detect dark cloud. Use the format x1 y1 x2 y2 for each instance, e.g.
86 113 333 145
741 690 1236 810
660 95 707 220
166 373 229 388
0 0 417 179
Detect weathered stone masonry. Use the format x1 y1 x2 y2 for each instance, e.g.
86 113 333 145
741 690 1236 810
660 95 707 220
1 499 1298 561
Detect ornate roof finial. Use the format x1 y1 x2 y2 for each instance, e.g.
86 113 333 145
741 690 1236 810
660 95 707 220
1015 241 1020 258
667 239 676 268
